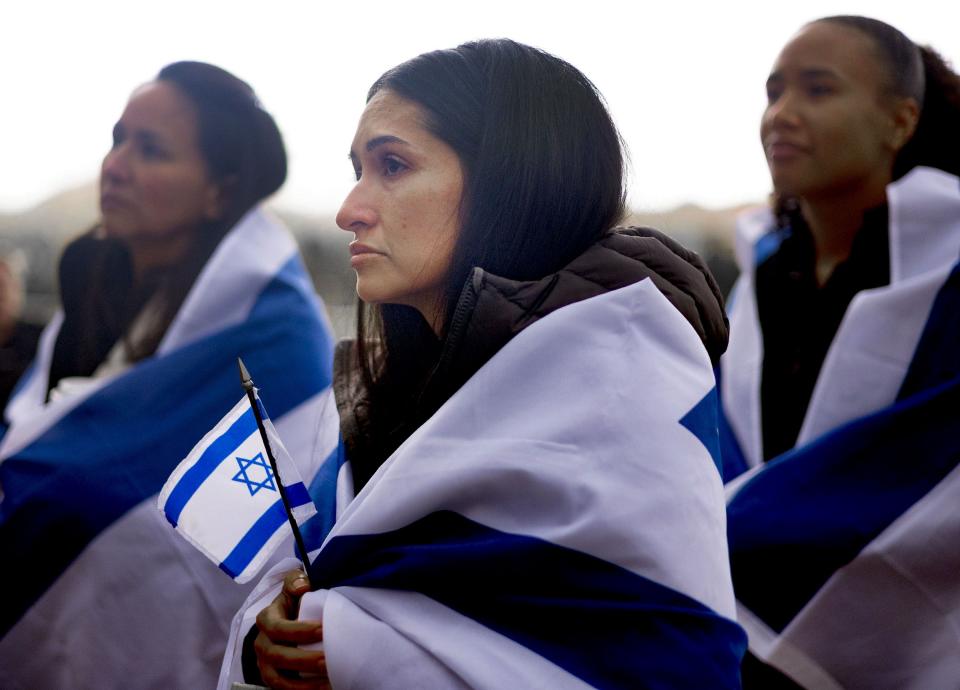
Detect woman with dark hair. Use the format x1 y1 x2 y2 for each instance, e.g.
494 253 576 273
219 39 745 689
719 16 960 688
0 62 337 688
48 61 290 386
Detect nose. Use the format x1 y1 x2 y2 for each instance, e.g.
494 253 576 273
763 90 801 133
101 143 132 185
335 179 378 233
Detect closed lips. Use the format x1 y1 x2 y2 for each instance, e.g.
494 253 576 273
349 243 383 256
765 140 808 156
100 192 131 208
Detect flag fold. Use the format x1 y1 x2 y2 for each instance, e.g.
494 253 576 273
221 278 745 689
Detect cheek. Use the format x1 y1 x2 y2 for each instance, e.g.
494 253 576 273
382 166 463 292
861 110 895 152
143 171 210 219
421 186 461 263
824 113 885 162
394 186 455 251
815 102 880 146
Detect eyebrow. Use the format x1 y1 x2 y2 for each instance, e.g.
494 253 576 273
112 120 168 145
348 134 411 158
366 135 409 151
800 68 838 80
134 129 164 144
767 67 838 83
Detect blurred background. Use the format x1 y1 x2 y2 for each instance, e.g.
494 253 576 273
2 0 956 337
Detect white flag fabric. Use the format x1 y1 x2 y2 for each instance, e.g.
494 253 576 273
220 278 746 689
719 167 960 688
159 390 317 583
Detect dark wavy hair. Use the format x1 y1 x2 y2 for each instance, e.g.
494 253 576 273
73 62 286 369
157 61 287 231
351 39 627 486
776 16 960 225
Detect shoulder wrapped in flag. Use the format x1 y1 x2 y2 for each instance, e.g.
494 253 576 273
720 167 960 688
220 279 746 689
0 209 343 689
159 385 316 583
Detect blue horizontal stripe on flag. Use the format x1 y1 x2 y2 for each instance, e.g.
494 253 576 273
0 253 337 636
163 408 259 527
726 250 960 633
310 510 746 689
728 264 960 631
728 373 960 632
219 482 312 578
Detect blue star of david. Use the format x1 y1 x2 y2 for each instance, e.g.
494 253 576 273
232 452 277 496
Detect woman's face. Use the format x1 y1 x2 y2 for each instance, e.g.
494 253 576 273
100 81 221 270
760 22 906 202
336 90 464 330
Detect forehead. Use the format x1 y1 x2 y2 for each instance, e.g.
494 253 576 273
120 81 199 138
772 22 886 85
352 90 431 146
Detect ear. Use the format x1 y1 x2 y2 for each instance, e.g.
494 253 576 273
202 175 237 222
888 96 920 152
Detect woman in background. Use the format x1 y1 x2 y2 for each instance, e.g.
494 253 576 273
220 38 746 689
0 62 338 688
719 16 960 688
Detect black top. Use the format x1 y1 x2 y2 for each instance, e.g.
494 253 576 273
47 234 159 397
756 207 890 461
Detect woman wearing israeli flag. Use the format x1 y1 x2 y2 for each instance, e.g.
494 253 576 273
221 39 746 689
720 16 960 689
0 63 337 688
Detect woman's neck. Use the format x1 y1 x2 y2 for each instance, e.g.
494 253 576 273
126 232 195 284
799 181 889 287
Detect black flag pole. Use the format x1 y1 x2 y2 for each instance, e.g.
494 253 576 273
238 358 312 575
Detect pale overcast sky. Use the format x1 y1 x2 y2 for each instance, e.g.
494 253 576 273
3 0 958 216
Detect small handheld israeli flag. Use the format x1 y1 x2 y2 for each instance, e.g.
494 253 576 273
158 360 314 583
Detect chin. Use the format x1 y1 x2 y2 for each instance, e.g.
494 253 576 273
769 167 820 199
354 281 388 306
769 176 806 199
100 215 134 239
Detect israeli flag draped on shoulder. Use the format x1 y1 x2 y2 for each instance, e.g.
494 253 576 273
221 278 746 689
0 208 343 689
719 167 960 688
159 368 317 583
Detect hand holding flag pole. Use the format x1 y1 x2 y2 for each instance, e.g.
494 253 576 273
238 358 312 576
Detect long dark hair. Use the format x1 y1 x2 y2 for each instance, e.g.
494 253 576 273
350 39 627 484
74 62 287 368
776 16 960 225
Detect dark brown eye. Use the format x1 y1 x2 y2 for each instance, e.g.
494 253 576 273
382 155 408 177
